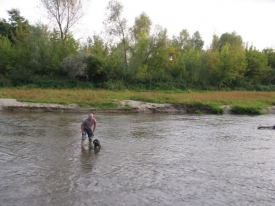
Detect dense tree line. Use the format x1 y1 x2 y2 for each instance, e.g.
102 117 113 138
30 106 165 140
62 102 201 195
1 0 275 90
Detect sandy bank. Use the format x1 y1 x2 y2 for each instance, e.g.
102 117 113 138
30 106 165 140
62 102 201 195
0 98 275 114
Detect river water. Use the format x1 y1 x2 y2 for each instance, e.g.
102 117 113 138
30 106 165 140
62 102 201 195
0 112 275 206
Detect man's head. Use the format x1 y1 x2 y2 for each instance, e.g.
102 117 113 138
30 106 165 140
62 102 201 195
88 113 94 120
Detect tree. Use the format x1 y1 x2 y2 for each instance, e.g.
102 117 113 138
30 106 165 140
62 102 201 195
217 43 247 88
25 24 52 75
210 34 219 51
40 0 89 42
0 9 30 43
104 0 129 68
82 35 109 60
142 25 168 65
48 29 79 73
172 29 191 52
0 19 12 39
191 31 204 51
263 48 275 69
205 32 247 89
11 24 31 69
0 35 14 76
146 26 169 75
130 12 152 43
202 48 221 87
245 47 270 84
262 48 275 84
7 9 29 28
128 13 152 73
218 32 243 51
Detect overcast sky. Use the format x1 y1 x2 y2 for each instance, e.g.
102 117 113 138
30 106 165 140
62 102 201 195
0 0 274 50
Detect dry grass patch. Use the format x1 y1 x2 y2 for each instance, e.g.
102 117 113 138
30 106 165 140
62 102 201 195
0 88 274 109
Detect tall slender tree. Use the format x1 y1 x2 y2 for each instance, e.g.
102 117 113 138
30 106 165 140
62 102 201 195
104 0 129 68
40 0 89 42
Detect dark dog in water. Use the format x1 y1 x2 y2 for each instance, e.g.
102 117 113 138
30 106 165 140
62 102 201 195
93 139 101 149
257 125 275 129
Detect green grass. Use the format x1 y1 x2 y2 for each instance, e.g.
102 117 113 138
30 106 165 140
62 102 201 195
123 103 133 109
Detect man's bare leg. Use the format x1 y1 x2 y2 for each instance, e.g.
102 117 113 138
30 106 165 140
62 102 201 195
81 140 85 148
89 141 93 149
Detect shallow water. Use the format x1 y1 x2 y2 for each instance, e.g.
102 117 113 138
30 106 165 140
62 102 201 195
0 112 275 206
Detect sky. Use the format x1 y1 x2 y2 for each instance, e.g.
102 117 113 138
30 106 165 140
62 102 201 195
0 0 274 50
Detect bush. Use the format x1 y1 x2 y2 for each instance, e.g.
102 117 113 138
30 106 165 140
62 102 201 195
60 54 88 79
0 75 12 87
186 102 224 114
101 80 126 91
26 76 94 89
231 106 263 115
10 67 33 86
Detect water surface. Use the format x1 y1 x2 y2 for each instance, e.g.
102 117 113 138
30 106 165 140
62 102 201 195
0 112 275 206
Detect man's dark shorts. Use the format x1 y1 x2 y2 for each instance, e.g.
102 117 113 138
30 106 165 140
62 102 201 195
82 129 93 142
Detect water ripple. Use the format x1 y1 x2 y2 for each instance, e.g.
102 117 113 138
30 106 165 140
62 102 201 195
1 113 275 205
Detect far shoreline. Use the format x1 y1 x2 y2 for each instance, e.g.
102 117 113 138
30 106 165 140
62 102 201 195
1 98 275 115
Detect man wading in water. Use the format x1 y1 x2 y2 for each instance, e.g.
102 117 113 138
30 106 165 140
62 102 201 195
81 113 97 148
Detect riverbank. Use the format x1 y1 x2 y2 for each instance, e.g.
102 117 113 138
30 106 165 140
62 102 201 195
1 98 275 114
1 89 275 114
0 98 185 113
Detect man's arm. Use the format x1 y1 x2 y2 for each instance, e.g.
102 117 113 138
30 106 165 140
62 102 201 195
93 121 97 133
81 122 84 134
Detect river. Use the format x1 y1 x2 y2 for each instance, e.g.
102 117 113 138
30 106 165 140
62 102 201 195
0 112 275 206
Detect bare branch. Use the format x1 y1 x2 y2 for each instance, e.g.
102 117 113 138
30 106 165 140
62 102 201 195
41 0 89 42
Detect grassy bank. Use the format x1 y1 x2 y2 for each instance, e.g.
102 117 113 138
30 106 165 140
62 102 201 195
0 88 275 113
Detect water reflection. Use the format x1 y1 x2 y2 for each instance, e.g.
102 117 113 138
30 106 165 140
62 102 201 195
1 112 275 205
80 148 100 173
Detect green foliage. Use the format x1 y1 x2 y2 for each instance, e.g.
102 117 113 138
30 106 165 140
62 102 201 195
86 55 107 83
0 76 12 87
186 102 223 114
211 106 224 114
29 25 52 75
123 103 132 109
102 80 126 90
217 43 247 88
172 29 191 52
30 77 95 89
61 54 88 79
262 48 275 84
245 47 270 84
104 0 129 68
218 32 243 51
7 9 29 28
0 35 14 75
60 54 107 83
263 48 275 69
0 18 12 39
130 12 152 42
9 67 33 86
0 6 274 91
231 106 263 115
191 31 204 51
82 35 109 59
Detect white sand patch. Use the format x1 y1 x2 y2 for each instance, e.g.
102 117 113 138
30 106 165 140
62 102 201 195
0 98 77 111
119 100 186 113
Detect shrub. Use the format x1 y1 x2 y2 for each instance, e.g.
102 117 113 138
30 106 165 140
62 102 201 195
186 102 224 114
231 106 263 115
